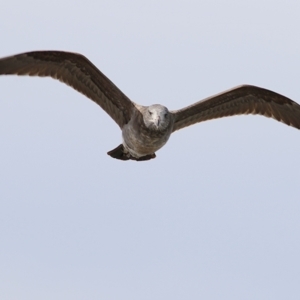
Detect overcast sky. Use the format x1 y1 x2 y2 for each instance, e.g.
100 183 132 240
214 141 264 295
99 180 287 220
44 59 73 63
1 1 300 299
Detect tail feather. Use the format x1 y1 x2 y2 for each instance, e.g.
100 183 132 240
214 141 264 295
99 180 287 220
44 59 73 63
107 144 156 161
107 144 130 160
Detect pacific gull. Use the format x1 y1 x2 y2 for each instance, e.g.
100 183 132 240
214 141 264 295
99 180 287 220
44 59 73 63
1 51 300 161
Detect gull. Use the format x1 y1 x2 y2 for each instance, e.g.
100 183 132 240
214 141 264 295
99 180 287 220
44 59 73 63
1 51 300 161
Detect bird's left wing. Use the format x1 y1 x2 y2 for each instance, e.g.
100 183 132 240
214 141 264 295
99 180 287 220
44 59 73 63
171 85 300 132
0 51 136 128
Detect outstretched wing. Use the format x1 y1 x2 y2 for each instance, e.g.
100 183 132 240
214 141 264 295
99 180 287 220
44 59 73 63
171 85 300 132
0 51 136 128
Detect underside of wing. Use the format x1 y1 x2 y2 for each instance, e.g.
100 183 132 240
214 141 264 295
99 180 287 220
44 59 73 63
171 85 300 132
0 51 136 128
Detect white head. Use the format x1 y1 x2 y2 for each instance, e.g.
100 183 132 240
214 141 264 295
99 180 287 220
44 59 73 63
143 104 171 131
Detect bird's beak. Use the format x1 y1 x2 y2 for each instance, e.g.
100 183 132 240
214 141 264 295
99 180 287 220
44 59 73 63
155 116 161 127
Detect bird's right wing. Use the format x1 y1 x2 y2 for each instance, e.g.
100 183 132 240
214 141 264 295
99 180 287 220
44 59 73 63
0 51 136 128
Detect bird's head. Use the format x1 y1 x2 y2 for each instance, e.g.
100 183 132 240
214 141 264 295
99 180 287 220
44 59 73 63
143 104 171 131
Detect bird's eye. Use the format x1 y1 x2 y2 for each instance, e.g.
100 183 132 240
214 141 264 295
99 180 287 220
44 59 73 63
149 111 153 115
164 113 168 118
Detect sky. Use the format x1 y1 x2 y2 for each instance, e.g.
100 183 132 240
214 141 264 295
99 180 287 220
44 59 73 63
1 1 300 299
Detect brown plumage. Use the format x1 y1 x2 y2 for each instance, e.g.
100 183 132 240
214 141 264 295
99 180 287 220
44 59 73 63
172 85 300 132
1 50 300 161
0 51 134 128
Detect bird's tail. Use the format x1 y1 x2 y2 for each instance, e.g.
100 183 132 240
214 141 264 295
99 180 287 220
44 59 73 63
107 144 156 161
107 144 130 160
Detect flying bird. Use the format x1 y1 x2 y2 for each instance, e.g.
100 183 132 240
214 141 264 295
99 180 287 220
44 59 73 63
1 51 300 161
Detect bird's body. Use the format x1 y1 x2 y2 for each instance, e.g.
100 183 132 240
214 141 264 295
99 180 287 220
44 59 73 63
108 104 174 160
1 50 300 161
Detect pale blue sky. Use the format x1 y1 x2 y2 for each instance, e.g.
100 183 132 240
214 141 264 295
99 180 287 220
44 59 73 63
1 1 300 299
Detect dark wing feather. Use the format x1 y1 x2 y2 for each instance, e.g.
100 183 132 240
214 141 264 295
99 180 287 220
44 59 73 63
0 51 135 128
171 85 300 132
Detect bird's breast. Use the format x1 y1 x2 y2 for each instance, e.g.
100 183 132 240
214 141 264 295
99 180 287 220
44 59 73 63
122 119 172 157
